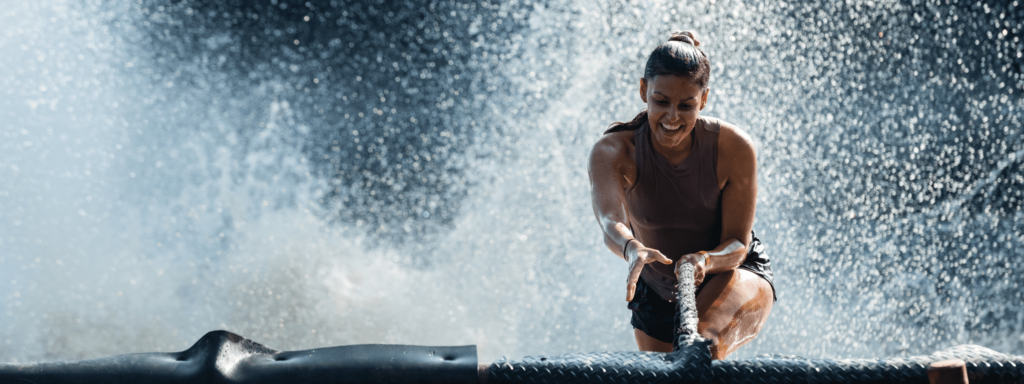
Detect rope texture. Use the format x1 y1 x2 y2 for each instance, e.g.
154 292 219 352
488 262 1024 384
712 344 1024 384
673 262 703 351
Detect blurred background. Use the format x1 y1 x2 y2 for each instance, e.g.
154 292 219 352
1 0 1021 362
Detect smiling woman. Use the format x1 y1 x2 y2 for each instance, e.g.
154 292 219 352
588 31 775 359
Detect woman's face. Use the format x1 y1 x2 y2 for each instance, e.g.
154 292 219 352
640 74 708 149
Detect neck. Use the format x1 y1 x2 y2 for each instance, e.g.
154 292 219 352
650 123 697 166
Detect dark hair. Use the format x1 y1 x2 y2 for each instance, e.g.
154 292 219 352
605 39 710 134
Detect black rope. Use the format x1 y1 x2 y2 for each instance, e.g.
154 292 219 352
488 262 1024 384
1 267 1022 384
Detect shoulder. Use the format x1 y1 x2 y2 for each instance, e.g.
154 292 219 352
589 130 635 176
590 130 634 162
713 118 756 159
709 118 757 184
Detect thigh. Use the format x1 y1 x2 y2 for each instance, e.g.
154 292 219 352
695 269 774 359
633 328 673 353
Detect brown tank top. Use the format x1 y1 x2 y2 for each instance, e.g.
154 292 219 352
626 116 722 302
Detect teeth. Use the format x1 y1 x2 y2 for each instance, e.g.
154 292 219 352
660 123 681 131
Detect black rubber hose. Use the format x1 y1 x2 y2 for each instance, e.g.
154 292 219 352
0 331 478 384
2 263 1022 383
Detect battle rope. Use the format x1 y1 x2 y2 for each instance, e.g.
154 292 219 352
673 263 703 349
1 262 1022 383
487 262 1024 384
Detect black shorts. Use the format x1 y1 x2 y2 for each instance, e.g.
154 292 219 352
628 234 776 344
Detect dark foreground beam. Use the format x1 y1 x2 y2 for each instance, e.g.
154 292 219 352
0 330 478 384
3 265 1021 384
3 329 1024 384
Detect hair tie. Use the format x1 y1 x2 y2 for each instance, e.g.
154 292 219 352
623 238 637 258
670 35 694 45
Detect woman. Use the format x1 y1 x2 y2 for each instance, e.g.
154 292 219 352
588 31 776 359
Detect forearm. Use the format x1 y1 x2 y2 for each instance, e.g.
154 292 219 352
704 238 747 273
600 219 635 261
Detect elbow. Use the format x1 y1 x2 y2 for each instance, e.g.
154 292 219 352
727 239 748 269
726 238 747 254
603 233 623 257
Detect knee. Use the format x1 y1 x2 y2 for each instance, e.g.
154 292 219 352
698 328 727 360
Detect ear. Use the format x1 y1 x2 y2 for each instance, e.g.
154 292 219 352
639 78 648 103
699 87 710 111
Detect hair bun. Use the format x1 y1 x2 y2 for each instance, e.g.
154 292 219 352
668 31 700 47
669 35 694 45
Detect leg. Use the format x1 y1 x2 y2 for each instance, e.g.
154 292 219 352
634 328 673 352
629 276 677 352
695 269 774 360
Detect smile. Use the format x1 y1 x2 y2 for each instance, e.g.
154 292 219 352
659 122 681 132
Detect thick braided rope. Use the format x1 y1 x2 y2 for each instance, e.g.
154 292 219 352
673 262 703 350
710 344 1024 384
487 262 713 384
489 259 1024 384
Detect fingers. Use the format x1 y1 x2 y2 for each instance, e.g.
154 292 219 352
669 30 700 46
626 259 644 301
652 250 673 264
693 255 706 286
674 253 705 285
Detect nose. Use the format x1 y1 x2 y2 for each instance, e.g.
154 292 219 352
666 107 680 123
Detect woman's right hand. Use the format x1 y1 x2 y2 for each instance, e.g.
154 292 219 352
677 252 708 287
625 240 673 301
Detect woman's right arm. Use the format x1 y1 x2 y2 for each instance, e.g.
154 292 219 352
588 134 634 261
588 133 672 301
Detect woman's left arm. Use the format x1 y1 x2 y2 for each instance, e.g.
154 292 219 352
681 124 757 275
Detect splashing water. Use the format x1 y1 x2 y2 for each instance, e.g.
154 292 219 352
1 0 1022 363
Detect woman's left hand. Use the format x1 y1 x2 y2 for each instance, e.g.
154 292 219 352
677 252 707 286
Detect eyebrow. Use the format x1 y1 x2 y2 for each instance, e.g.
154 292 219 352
653 92 696 101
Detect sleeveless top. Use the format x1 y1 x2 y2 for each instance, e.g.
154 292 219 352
626 116 723 302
